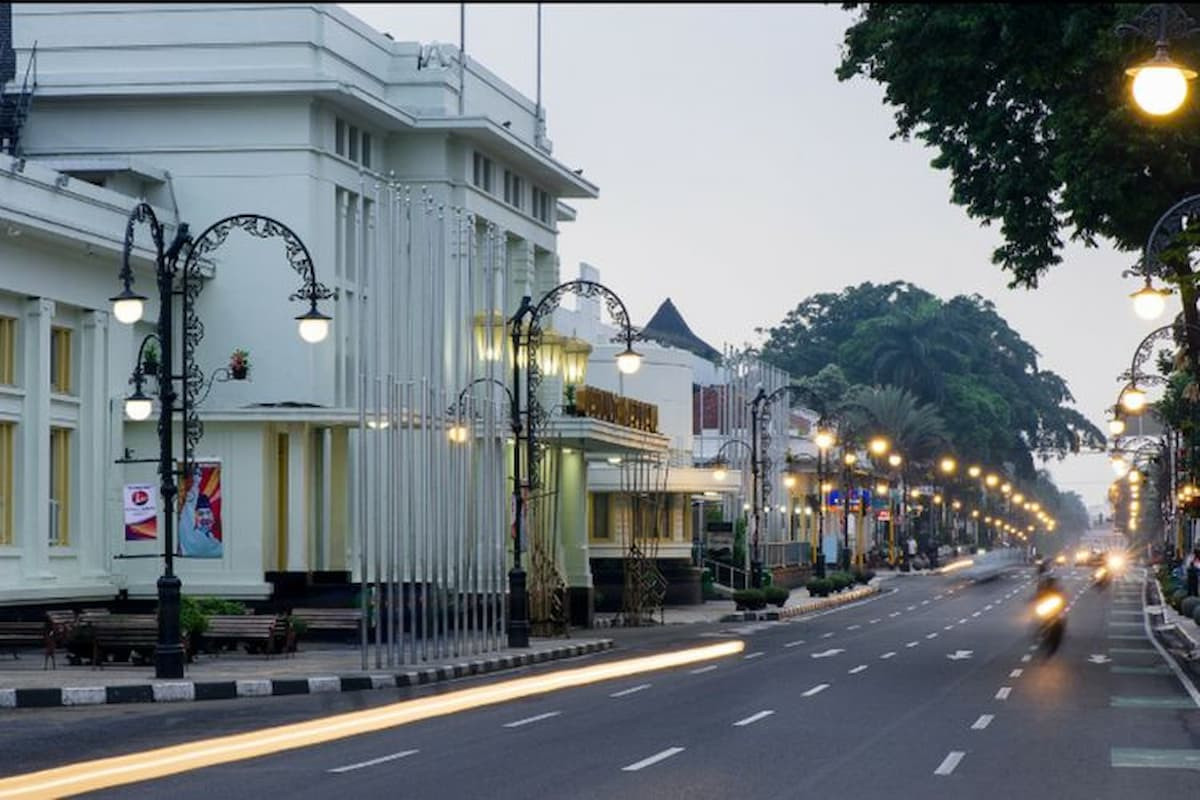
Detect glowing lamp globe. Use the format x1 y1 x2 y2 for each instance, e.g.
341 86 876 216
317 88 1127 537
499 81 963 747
1128 52 1196 116
1108 417 1126 436
1130 282 1171 320
124 392 153 421
110 288 147 325
297 307 332 343
615 346 642 375
1120 386 1147 413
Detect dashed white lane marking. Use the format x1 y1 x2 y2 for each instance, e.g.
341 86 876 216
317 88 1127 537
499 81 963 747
744 652 764 660
329 750 420 773
926 632 939 639
1020 654 1032 663
847 624 861 630
689 665 719 675
802 684 831 697
783 640 806 648
944 624 955 630
503 711 562 729
890 612 902 618
821 632 835 639
935 595 944 600
972 612 981 617
622 747 685 772
906 641 920 648
985 605 994 611
958 618 969 624
934 751 966 776
611 683 652 698
995 687 1012 700
1010 669 1023 678
849 664 869 674
1028 645 1038 652
971 714 994 730
907 605 917 611
881 651 897 659
921 600 930 606
869 618 881 624
733 710 775 727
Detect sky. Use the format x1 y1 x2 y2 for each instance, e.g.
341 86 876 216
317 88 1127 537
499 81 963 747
340 3 1156 512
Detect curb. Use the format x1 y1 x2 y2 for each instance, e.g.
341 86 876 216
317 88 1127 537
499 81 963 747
0 640 613 711
721 585 883 623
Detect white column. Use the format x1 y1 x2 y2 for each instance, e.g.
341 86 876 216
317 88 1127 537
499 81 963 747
20 298 53 580
286 422 307 571
78 310 110 579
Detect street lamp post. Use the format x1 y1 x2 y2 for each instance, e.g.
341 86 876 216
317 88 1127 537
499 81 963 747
507 280 641 647
111 203 331 679
747 384 810 587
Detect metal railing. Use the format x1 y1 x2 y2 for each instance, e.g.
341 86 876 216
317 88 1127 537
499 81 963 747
762 541 808 568
703 558 751 590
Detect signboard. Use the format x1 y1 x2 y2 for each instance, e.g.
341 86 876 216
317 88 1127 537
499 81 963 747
823 534 839 564
178 461 223 558
877 510 891 522
123 483 157 541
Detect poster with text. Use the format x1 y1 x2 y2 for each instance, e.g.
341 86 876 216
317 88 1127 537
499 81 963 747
123 483 158 541
178 461 223 558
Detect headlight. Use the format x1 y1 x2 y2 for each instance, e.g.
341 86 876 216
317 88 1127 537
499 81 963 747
1055 554 1067 565
1035 594 1065 618
1094 567 1107 580
1106 553 1126 571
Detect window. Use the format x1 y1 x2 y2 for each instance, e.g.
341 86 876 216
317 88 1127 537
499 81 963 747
335 119 346 157
334 118 372 168
503 170 523 209
0 422 12 545
361 132 372 168
348 124 359 162
0 316 14 385
472 152 493 192
49 427 70 546
590 494 611 540
531 187 553 224
50 326 71 394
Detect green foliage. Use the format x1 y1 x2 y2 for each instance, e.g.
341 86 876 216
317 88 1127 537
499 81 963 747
838 5 1200 286
1192 604 1200 626
829 572 854 592
733 518 747 569
733 589 767 610
764 585 790 607
180 596 209 637
806 578 833 597
759 281 1105 477
853 569 876 585
194 597 246 617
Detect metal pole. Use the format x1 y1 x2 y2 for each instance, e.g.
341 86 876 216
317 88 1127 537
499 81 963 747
750 390 763 588
508 297 531 647
815 448 826 578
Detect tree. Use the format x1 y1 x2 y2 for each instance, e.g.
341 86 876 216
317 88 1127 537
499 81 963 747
840 384 949 465
837 4 1200 287
760 282 1105 477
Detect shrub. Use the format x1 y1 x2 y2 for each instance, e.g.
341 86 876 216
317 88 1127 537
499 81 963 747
1171 589 1188 611
829 573 852 592
733 589 766 610
806 578 832 597
852 570 876 585
1192 604 1200 626
180 596 209 637
195 597 246 617
1181 596 1200 619
764 586 790 607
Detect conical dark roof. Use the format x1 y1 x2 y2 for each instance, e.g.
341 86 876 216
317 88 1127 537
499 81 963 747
642 298 722 363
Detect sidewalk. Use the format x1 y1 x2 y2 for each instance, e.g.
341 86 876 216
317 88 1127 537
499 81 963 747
0 637 612 710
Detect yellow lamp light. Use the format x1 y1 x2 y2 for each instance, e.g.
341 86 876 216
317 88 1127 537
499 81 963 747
967 465 981 478
562 336 592 386
1001 482 1012 495
535 330 564 377
1108 417 1126 436
887 453 902 467
1012 492 1025 505
985 473 999 488
473 310 507 363
814 430 836 450
939 457 957 474
783 473 798 489
844 453 857 466
1121 385 1147 413
868 437 890 456
1131 280 1172 320
1128 48 1197 116
875 482 889 495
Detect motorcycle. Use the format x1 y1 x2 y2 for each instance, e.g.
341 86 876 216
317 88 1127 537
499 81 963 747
1094 565 1111 589
1033 589 1067 655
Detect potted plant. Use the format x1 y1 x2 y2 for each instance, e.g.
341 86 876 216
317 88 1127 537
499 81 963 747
229 348 251 380
141 342 159 375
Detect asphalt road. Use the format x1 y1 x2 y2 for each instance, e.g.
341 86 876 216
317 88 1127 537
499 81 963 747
5 568 1199 799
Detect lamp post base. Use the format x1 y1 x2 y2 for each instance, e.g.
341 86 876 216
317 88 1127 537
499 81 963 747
154 574 185 680
507 567 530 648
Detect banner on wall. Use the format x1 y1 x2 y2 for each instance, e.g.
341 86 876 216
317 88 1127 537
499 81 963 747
177 461 223 558
123 484 158 541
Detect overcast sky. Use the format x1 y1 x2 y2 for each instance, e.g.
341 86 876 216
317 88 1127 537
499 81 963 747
341 2 1154 512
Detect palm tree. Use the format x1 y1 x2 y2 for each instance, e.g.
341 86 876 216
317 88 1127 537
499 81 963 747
840 384 949 465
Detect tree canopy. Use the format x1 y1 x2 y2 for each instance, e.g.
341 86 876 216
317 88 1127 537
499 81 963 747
837 4 1200 287
759 281 1105 479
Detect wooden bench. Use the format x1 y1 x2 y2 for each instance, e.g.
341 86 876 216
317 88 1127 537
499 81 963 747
204 615 286 658
89 615 158 669
291 608 363 642
0 621 55 668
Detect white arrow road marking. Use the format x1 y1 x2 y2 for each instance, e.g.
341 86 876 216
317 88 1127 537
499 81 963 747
733 710 775 727
880 651 897 659
921 600 930 606
611 684 652 698
935 595 944 600
848 664 869 674
995 687 1012 700
802 683 830 697
503 712 562 729
1088 654 1112 664
947 650 974 661
811 648 845 659
971 714 993 730
689 665 718 675
622 747 685 772
934 751 966 776
329 750 420 773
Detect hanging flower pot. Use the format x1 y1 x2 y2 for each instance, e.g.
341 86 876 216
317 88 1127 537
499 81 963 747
229 348 251 380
